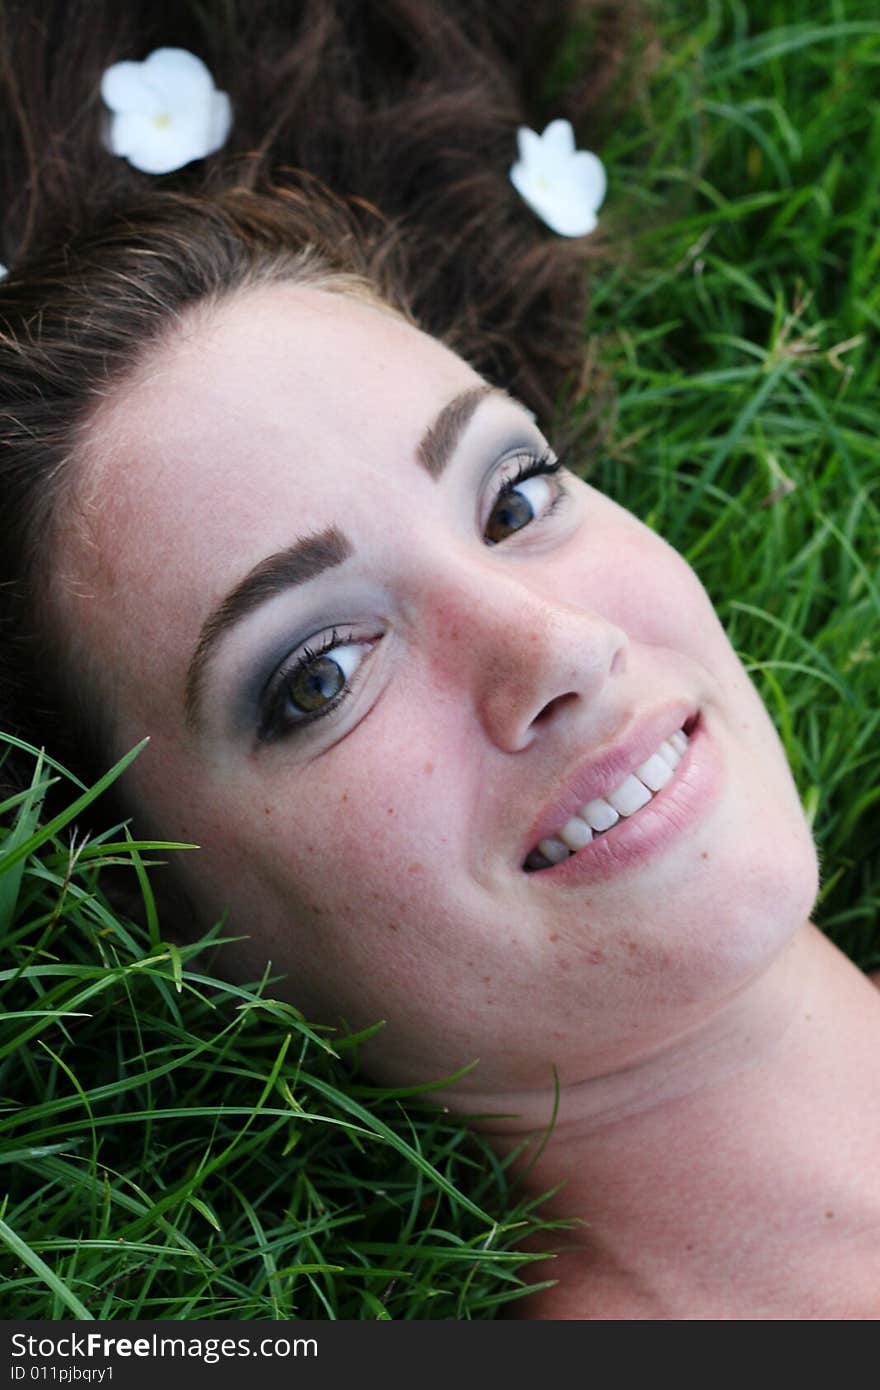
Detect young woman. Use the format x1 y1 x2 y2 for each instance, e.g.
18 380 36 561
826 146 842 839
2 2 878 1319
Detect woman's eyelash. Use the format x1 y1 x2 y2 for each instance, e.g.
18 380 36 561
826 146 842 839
258 626 361 743
497 447 564 492
484 446 567 543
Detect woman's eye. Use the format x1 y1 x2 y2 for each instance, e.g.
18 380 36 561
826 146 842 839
261 640 369 741
484 472 557 545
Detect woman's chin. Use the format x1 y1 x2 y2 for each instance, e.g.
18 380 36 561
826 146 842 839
668 814 821 1002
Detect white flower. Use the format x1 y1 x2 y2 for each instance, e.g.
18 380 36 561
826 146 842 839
101 47 232 175
509 119 606 237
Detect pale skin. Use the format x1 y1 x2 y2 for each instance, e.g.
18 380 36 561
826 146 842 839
53 283 880 1318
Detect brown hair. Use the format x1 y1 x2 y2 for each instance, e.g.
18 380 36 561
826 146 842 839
0 0 645 788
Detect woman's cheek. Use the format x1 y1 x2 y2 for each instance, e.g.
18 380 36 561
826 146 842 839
573 504 715 650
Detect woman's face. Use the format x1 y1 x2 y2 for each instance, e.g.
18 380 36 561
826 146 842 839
61 284 818 1099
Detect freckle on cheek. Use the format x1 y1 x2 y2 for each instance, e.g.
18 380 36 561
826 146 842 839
407 862 424 875
549 932 559 943
423 762 434 776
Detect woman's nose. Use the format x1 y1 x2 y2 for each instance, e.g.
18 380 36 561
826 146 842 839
423 562 628 752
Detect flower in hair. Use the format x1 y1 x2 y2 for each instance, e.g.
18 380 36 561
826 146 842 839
101 48 232 174
509 120 606 237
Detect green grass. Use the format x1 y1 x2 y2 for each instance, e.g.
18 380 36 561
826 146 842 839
587 0 879 967
2 0 879 1318
0 745 559 1319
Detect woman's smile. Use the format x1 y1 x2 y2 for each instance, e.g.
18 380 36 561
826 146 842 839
520 709 724 883
521 703 698 870
524 722 693 869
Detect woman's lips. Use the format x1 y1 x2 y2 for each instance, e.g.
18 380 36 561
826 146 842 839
522 700 696 860
525 724 692 869
522 710 721 883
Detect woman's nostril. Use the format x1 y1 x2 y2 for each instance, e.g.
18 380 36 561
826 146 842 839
534 691 579 726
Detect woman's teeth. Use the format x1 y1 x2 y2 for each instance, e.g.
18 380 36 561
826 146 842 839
525 729 689 872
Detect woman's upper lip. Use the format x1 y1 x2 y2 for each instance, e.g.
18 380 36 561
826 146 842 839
521 699 697 861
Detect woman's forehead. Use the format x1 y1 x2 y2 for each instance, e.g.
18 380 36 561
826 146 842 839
86 283 479 501
67 284 480 582
58 285 488 707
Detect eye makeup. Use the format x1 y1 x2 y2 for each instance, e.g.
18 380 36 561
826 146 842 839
217 412 570 747
222 600 382 743
482 447 567 544
257 628 378 743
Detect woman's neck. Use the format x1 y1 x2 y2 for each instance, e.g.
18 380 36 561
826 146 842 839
485 925 880 1319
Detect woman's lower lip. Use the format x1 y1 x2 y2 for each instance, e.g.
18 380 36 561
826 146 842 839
528 713 721 884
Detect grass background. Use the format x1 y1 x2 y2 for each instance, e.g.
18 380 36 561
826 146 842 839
2 0 878 1319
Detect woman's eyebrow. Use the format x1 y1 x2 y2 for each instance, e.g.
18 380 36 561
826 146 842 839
184 383 509 729
184 525 352 728
416 383 501 478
